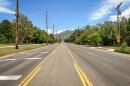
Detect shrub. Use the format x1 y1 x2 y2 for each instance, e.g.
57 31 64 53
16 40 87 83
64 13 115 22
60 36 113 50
115 42 130 54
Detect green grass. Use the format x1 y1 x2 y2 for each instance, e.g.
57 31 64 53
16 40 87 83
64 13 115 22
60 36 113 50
0 44 46 57
115 47 130 54
102 46 116 49
0 44 15 47
114 42 130 54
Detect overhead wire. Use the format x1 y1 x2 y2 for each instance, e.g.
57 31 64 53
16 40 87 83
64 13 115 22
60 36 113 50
22 0 44 23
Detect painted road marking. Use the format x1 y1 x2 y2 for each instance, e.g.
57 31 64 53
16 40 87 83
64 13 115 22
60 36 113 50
22 66 42 86
25 58 42 60
40 52 49 54
25 53 32 55
52 50 55 53
0 75 22 80
74 63 87 86
18 45 59 86
66 46 93 86
86 52 94 56
0 59 16 61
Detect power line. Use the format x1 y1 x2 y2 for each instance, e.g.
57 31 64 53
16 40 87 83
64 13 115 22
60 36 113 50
33 0 44 14
22 0 44 22
31 0 44 19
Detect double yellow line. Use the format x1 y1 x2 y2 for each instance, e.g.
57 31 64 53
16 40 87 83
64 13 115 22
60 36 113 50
67 46 93 86
18 45 59 86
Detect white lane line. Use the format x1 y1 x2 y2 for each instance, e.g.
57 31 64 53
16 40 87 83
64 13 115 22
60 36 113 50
25 58 42 60
25 53 32 55
52 50 55 53
0 59 16 61
4 59 16 61
40 52 49 54
0 75 22 80
86 52 94 56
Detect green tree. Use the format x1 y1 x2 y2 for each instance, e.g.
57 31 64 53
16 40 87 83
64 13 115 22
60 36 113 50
0 20 15 43
13 14 34 43
88 32 101 46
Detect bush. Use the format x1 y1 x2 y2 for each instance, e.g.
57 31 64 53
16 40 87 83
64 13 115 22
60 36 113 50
115 42 130 54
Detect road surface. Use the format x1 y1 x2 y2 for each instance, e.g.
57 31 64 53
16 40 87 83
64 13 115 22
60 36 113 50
0 43 130 86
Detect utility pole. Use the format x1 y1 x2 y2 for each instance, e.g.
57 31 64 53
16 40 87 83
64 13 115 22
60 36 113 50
15 0 19 49
56 30 58 39
116 2 122 47
46 11 48 45
53 24 55 35
77 27 80 44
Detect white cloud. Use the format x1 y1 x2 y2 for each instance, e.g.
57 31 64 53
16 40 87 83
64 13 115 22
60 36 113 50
90 0 130 20
47 29 65 34
48 29 52 34
0 0 15 14
57 30 65 34
109 6 130 21
0 7 15 14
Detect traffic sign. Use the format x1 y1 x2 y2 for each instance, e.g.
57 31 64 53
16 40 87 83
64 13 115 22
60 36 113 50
116 35 120 43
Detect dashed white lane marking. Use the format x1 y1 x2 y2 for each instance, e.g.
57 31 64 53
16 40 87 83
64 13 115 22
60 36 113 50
25 58 42 60
86 52 94 56
40 52 49 54
0 59 16 61
0 75 22 80
52 50 55 53
25 53 32 55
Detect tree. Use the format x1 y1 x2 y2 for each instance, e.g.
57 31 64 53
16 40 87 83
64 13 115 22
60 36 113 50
99 21 116 46
88 32 101 46
32 26 46 43
13 14 34 43
0 20 15 43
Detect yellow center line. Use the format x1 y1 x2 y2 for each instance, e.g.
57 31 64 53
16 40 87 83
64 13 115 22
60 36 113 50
23 66 42 86
66 46 93 86
74 63 87 86
18 45 59 86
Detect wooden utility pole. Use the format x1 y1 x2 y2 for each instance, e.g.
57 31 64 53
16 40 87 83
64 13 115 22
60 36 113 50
16 0 19 49
116 2 122 47
46 11 48 45
116 2 122 36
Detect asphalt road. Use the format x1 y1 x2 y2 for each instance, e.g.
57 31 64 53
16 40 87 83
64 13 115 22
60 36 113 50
0 44 58 86
67 44 130 86
0 43 130 86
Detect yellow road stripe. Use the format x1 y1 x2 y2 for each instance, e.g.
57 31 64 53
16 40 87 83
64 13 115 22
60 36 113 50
75 63 93 86
18 65 40 86
66 46 93 86
74 63 87 86
23 66 42 86
18 45 59 86
67 47 77 63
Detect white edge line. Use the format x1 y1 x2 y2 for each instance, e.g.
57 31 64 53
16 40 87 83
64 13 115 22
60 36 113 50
25 58 42 60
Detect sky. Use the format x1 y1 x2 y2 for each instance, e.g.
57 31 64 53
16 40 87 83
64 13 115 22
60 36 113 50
0 0 130 33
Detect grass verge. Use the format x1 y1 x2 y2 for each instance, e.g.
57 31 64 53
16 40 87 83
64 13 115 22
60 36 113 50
0 44 46 57
115 42 130 54
115 47 130 54
0 44 15 47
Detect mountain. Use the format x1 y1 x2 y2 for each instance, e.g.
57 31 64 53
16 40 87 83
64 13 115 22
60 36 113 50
59 30 73 39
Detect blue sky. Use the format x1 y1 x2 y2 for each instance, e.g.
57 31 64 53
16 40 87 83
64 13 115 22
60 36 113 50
0 0 130 33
